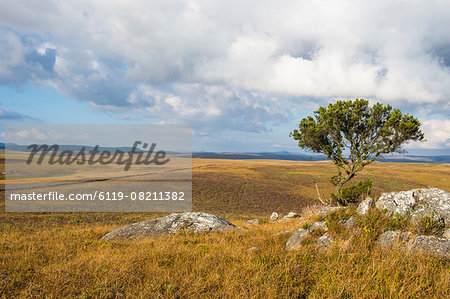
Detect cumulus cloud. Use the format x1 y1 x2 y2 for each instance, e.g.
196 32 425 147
6 127 90 143
412 120 450 149
0 0 449 147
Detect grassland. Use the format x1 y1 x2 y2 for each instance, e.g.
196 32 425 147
1 158 449 298
192 159 450 217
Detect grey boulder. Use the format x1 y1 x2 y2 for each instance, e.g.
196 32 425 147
377 230 450 257
377 230 413 248
409 235 450 257
101 212 237 241
376 188 450 225
285 229 309 250
357 197 374 215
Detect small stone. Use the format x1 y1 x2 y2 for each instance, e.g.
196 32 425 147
357 197 374 215
285 229 309 250
309 221 327 232
279 212 301 222
247 246 258 252
316 235 333 248
244 219 261 225
284 212 300 218
341 216 355 229
316 206 341 217
270 212 279 222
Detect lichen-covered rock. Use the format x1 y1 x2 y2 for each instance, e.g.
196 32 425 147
357 197 374 215
377 230 450 257
377 230 413 248
270 212 279 222
244 219 261 225
376 190 417 216
408 235 450 257
101 212 237 241
285 229 309 250
376 188 450 225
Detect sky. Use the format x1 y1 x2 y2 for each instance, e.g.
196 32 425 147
0 0 449 155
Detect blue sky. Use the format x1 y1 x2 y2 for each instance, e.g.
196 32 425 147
0 1 449 154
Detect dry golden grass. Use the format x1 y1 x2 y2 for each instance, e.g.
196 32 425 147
1 209 449 298
192 159 450 217
0 158 449 298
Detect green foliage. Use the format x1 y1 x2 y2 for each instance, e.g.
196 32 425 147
332 179 372 205
384 213 410 232
290 99 424 205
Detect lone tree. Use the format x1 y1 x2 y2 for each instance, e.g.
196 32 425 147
290 99 424 206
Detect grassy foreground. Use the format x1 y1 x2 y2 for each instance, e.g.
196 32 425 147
1 159 449 298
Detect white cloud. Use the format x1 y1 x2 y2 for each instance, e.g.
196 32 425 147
410 120 450 149
7 128 90 143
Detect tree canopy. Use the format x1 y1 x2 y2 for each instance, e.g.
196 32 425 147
290 99 424 205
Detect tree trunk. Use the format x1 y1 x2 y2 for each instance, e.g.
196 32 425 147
335 172 355 205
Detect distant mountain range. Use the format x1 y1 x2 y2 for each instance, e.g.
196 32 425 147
191 151 450 163
1 143 448 163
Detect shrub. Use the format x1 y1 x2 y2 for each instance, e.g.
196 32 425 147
337 179 372 204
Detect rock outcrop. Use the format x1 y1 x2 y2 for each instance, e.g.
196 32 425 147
101 212 237 241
